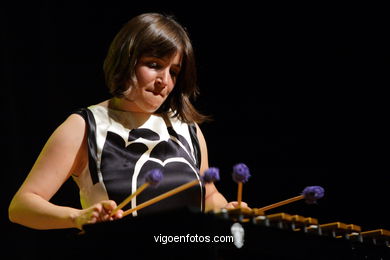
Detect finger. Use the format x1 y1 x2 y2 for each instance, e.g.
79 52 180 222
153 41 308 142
97 201 118 222
240 202 248 207
224 201 250 209
101 214 111 222
93 203 103 213
102 200 117 211
87 211 99 224
91 203 107 222
108 209 123 221
229 201 239 208
113 209 123 219
101 201 117 217
224 202 235 209
92 210 101 221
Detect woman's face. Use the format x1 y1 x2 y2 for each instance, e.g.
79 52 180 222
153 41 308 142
123 52 182 113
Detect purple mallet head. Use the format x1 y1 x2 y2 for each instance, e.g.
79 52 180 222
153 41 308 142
232 163 251 183
302 186 325 204
145 169 163 186
202 167 220 183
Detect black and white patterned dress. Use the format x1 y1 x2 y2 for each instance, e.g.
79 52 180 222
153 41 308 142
72 105 204 216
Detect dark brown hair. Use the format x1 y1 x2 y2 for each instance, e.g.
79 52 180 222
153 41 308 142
103 13 208 123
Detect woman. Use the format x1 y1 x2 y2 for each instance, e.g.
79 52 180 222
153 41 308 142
9 12 244 230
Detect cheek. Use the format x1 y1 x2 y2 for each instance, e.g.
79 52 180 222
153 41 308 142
135 67 155 84
167 84 175 95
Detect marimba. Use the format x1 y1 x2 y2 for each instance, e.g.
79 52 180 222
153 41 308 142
78 207 389 259
217 208 390 259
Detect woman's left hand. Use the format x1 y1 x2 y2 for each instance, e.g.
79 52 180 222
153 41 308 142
224 201 251 210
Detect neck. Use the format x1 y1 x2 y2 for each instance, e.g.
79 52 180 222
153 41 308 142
109 97 139 112
109 97 156 119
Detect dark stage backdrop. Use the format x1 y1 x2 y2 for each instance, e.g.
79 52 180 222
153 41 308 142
1 2 388 245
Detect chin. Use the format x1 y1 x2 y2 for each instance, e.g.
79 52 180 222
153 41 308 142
145 105 162 113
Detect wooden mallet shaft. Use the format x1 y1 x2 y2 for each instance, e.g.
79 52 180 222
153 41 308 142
110 183 150 217
122 179 199 217
237 182 243 208
257 194 304 212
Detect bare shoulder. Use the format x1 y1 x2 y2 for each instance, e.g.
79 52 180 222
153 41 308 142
31 112 89 178
62 113 86 131
41 112 88 167
194 123 206 146
194 123 209 175
51 113 86 143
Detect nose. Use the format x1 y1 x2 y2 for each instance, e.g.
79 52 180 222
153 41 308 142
155 69 170 89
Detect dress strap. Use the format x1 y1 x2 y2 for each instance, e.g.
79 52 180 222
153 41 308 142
188 123 201 170
72 108 99 184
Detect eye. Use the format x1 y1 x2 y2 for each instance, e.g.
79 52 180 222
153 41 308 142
170 69 179 78
147 62 161 69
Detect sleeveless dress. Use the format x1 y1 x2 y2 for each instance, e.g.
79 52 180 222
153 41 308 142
72 105 204 216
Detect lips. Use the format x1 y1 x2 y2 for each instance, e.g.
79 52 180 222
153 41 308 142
147 89 164 97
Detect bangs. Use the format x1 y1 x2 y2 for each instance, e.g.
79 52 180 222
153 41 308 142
140 42 180 59
136 20 185 59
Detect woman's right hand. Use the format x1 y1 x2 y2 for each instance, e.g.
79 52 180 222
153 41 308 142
72 200 123 230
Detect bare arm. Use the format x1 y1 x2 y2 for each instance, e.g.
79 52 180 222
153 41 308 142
195 124 228 211
196 124 249 212
8 114 122 230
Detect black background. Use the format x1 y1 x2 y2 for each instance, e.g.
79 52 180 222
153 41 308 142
1 1 388 247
